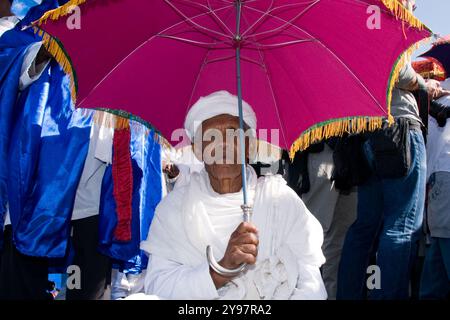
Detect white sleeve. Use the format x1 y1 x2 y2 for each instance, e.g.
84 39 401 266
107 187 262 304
19 42 50 91
144 254 220 300
284 188 328 300
291 264 328 300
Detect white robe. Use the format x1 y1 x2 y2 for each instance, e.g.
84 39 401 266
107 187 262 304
140 166 327 300
71 120 114 220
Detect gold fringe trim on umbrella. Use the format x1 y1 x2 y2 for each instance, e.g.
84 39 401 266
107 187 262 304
385 36 432 123
34 28 78 104
289 116 384 159
381 0 426 31
31 1 90 101
89 110 170 147
290 35 432 159
35 0 87 25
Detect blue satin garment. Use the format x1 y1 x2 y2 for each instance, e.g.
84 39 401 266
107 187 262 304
7 60 92 258
0 19 50 251
0 39 26 251
99 125 162 274
0 0 70 254
134 131 163 273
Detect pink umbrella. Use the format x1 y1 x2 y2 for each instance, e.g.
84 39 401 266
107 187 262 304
35 0 431 275
35 0 431 155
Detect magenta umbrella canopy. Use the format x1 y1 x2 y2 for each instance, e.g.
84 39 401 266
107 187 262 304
36 0 431 155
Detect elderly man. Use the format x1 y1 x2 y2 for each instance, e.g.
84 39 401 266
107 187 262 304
141 91 327 300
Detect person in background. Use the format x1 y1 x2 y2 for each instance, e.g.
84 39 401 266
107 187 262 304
288 141 357 300
337 0 449 299
420 77 450 299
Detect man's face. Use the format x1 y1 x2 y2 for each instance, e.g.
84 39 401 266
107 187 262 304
192 114 252 182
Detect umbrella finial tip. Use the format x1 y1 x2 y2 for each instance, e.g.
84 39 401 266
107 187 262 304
233 35 243 48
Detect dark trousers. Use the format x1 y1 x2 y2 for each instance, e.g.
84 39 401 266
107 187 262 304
420 238 450 300
0 226 53 300
337 130 426 299
66 215 111 300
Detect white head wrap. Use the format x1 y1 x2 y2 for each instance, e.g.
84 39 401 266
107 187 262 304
184 90 257 141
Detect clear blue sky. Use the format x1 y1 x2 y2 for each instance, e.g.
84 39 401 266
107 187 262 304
413 0 450 58
12 0 41 18
415 0 450 36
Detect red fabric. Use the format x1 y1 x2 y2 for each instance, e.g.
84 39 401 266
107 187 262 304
112 126 133 242
412 59 446 81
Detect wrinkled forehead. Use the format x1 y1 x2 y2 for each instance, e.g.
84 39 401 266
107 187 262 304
201 114 242 130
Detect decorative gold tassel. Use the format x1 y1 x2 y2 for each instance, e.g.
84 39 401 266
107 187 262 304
33 27 78 103
381 0 427 31
91 110 168 146
93 110 115 129
381 0 432 121
35 0 87 26
115 117 130 131
289 116 386 160
385 36 432 122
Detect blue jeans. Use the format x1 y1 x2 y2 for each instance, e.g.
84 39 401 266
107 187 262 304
337 130 426 300
420 238 450 299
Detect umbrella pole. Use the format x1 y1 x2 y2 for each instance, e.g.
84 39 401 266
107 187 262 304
206 0 251 278
235 0 252 223
235 8 249 209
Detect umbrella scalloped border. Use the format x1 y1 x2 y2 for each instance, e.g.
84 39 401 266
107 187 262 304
289 115 384 159
31 0 88 105
33 26 78 104
386 35 432 118
289 35 432 159
93 107 167 143
380 0 430 32
32 0 434 159
36 0 87 25
86 108 172 148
